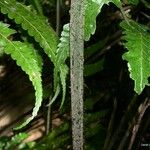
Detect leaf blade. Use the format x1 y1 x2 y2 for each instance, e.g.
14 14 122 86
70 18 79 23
0 0 58 63
121 20 150 94
0 22 43 128
84 0 121 41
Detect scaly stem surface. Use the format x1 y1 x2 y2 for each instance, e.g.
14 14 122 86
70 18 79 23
70 0 85 149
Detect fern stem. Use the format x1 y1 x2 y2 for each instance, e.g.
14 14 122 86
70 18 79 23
46 96 52 135
46 85 60 106
56 0 61 36
46 85 60 133
46 0 62 135
70 0 85 149
46 0 62 134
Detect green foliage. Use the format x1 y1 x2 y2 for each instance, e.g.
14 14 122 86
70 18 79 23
55 23 69 107
0 0 68 127
0 124 70 150
84 38 108 59
84 0 100 41
56 0 122 99
0 0 58 63
0 133 35 150
58 0 121 61
33 98 109 150
57 24 69 67
85 0 121 41
121 20 150 94
55 0 122 107
0 22 43 128
34 123 70 150
84 59 104 76
0 0 149 149
127 0 139 5
59 64 68 107
0 47 4 57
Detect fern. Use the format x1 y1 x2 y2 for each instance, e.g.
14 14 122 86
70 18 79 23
121 20 150 94
55 0 121 104
85 0 121 41
0 133 35 149
59 64 68 107
56 24 69 67
55 24 69 107
0 0 58 63
0 22 43 128
57 0 121 61
55 0 121 105
0 0 68 127
0 0 123 128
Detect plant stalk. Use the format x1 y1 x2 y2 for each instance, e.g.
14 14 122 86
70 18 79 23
70 0 85 149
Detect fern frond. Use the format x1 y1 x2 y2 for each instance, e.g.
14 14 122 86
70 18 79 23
0 22 43 129
84 59 104 76
0 0 68 117
121 20 150 94
0 0 58 63
56 24 69 67
60 64 68 108
55 24 69 107
85 0 121 41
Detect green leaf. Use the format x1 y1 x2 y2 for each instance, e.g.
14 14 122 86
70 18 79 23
55 0 121 106
60 64 68 107
56 24 69 67
0 0 58 64
0 22 43 128
127 0 139 5
0 133 35 149
84 59 104 76
34 123 69 149
55 0 121 105
93 0 121 7
54 24 69 107
0 0 69 122
121 20 150 94
6 133 28 149
84 0 121 41
84 0 100 41
85 38 108 59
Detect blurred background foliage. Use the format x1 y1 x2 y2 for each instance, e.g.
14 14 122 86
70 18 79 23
0 0 150 149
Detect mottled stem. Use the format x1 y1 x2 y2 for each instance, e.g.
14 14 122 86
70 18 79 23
70 0 85 149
